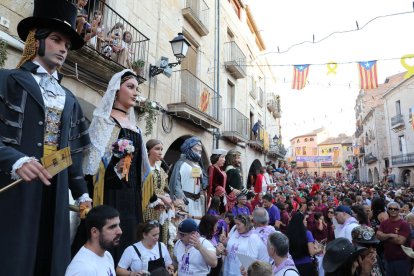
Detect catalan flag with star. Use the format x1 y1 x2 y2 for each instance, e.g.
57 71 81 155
292 64 310 90
358 60 378 89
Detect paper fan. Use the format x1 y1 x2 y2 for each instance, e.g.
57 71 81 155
401 245 414 258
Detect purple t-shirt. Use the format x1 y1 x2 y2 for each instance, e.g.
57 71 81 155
293 230 315 265
266 204 281 225
232 205 250 216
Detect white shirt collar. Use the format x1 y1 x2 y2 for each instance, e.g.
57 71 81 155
32 61 59 80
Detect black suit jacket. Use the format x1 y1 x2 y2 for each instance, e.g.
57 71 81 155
0 61 90 276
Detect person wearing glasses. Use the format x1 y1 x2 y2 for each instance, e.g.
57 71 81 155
173 218 217 276
376 202 411 276
222 214 268 276
351 225 385 276
117 220 174 275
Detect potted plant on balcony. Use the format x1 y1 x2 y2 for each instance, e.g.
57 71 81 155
0 40 8 68
131 59 145 77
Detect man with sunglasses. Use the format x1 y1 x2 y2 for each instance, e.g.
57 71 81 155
376 202 410 276
351 225 385 276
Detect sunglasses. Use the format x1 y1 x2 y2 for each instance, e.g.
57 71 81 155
328 211 334 214
148 220 160 226
388 207 399 211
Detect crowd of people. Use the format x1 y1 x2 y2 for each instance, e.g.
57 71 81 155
1 1 414 276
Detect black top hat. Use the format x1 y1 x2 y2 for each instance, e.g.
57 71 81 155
17 0 84 50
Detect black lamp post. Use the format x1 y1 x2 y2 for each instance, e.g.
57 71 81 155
273 134 279 145
149 33 191 77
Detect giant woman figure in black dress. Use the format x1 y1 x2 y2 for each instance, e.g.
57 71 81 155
83 69 152 262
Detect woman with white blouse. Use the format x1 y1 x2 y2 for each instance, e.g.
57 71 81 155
222 214 269 276
116 221 174 275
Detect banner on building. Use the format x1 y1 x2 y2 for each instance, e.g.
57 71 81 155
296 156 332 162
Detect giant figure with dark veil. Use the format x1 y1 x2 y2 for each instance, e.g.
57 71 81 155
0 1 91 275
83 69 152 263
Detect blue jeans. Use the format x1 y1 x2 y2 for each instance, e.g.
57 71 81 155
385 259 410 276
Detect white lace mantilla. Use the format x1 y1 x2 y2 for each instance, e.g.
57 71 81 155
82 69 137 175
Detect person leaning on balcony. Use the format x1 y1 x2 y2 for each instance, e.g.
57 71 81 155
76 0 90 35
252 119 262 140
0 1 92 275
117 31 133 68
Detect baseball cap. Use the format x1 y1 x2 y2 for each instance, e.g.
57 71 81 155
335 205 352 216
351 225 379 245
178 218 198 233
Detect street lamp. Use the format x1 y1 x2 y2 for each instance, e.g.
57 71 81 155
272 134 279 145
149 33 191 77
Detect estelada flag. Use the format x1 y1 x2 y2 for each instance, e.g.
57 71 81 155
358 61 378 89
292 64 310 90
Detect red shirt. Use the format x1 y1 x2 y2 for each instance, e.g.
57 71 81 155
379 218 410 261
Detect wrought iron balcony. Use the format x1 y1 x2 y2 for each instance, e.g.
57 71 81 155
355 126 363 138
221 108 249 143
268 144 287 158
182 0 209 36
364 153 378 164
358 146 365 156
257 87 264 107
249 126 270 152
392 152 414 165
224 41 246 79
391 114 405 131
67 0 149 89
168 70 222 129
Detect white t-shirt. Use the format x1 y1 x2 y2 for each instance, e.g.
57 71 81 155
118 241 172 272
223 231 269 276
174 238 216 276
65 246 115 276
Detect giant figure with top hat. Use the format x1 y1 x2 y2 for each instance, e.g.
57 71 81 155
0 0 91 275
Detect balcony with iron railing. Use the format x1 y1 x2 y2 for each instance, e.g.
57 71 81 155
221 108 249 143
364 153 378 164
248 126 269 152
358 146 365 156
182 0 209 36
257 87 264 107
355 126 363 138
168 70 222 129
392 152 414 165
249 86 257 99
224 41 247 79
67 0 149 89
268 144 287 158
391 114 405 131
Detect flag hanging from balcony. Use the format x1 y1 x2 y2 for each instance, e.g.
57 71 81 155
358 60 378 90
292 64 310 90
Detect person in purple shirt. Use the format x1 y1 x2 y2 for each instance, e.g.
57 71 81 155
263 194 281 228
231 194 251 216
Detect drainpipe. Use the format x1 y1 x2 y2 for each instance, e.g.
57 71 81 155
213 0 220 149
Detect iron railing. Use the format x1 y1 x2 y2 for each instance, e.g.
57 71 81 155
391 114 404 127
224 41 246 75
392 152 414 165
184 0 210 29
355 126 363 138
364 153 378 164
258 87 264 107
70 0 149 79
171 70 221 121
222 108 249 140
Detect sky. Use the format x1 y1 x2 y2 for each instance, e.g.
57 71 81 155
247 0 414 146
